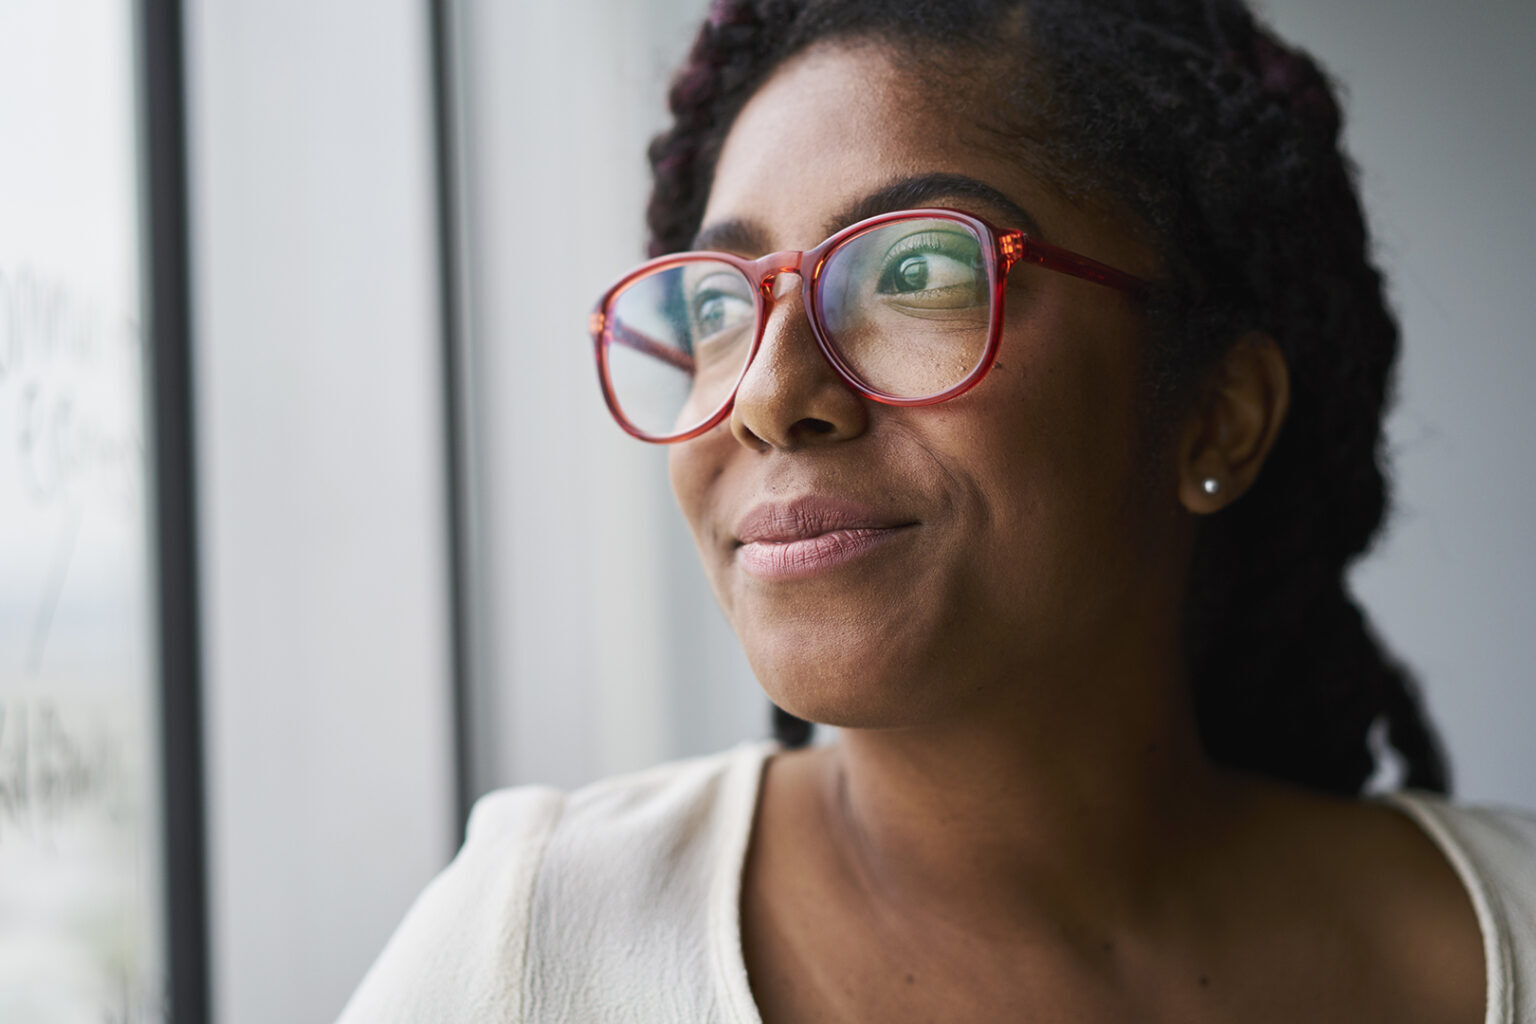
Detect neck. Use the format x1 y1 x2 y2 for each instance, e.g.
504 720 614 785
813 657 1246 946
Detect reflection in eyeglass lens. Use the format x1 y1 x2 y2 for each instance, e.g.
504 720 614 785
606 260 756 438
820 219 990 396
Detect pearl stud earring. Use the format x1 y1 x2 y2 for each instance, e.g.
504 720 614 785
1202 477 1222 496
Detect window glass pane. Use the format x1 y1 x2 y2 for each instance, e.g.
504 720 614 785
0 2 168 1020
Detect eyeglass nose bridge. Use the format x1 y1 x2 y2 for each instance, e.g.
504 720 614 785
724 251 856 438
721 251 841 412
752 251 809 301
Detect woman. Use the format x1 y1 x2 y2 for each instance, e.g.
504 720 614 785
340 1 1535 1020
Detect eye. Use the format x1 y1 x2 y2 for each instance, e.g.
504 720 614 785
688 272 754 339
695 293 752 336
882 252 972 293
874 231 984 301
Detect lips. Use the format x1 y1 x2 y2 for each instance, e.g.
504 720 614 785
734 497 917 580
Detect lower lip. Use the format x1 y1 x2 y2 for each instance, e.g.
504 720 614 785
736 526 913 581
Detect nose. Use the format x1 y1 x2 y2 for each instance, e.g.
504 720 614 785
728 270 868 451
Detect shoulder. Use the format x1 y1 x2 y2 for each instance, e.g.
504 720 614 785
523 740 775 1022
335 740 775 1023
334 784 565 1022
1382 791 1536 1021
1384 792 1536 928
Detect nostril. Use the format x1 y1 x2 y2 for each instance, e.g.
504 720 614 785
791 417 836 439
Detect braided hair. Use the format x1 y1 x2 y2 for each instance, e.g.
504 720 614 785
648 0 1450 795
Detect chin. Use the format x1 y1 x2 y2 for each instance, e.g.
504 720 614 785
742 631 950 731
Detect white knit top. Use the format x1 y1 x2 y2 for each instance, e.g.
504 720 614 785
336 741 1536 1023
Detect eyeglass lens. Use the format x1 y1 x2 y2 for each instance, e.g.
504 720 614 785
602 216 991 438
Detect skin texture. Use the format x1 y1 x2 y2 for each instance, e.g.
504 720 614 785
667 42 1485 1024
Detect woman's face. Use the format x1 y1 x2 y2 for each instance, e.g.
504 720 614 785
668 42 1190 730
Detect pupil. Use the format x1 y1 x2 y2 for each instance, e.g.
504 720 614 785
698 297 727 333
897 256 928 291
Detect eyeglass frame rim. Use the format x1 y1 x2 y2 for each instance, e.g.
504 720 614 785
589 206 1152 444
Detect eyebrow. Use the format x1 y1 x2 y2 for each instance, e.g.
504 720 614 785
690 218 767 255
688 172 1045 255
831 173 1044 238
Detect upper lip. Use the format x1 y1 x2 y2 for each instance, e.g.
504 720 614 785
734 496 916 545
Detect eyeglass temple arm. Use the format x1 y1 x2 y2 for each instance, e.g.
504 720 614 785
603 315 696 373
999 232 1150 298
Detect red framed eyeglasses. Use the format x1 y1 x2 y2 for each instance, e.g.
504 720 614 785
589 207 1148 443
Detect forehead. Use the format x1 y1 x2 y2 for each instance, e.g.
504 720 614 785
701 41 1042 251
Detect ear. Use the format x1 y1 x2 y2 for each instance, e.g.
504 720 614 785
1177 331 1291 514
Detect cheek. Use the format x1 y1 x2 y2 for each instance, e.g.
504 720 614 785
666 443 708 541
999 289 1147 479
667 438 733 591
956 303 1154 578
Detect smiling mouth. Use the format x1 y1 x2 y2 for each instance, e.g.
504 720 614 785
733 498 918 581
735 526 917 580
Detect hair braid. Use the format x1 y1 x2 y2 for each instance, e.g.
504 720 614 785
1161 4 1448 793
646 0 799 258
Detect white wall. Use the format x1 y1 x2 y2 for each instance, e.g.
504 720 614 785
185 1 456 1021
1262 0 1536 809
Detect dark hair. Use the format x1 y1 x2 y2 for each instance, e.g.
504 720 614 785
648 0 1449 796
